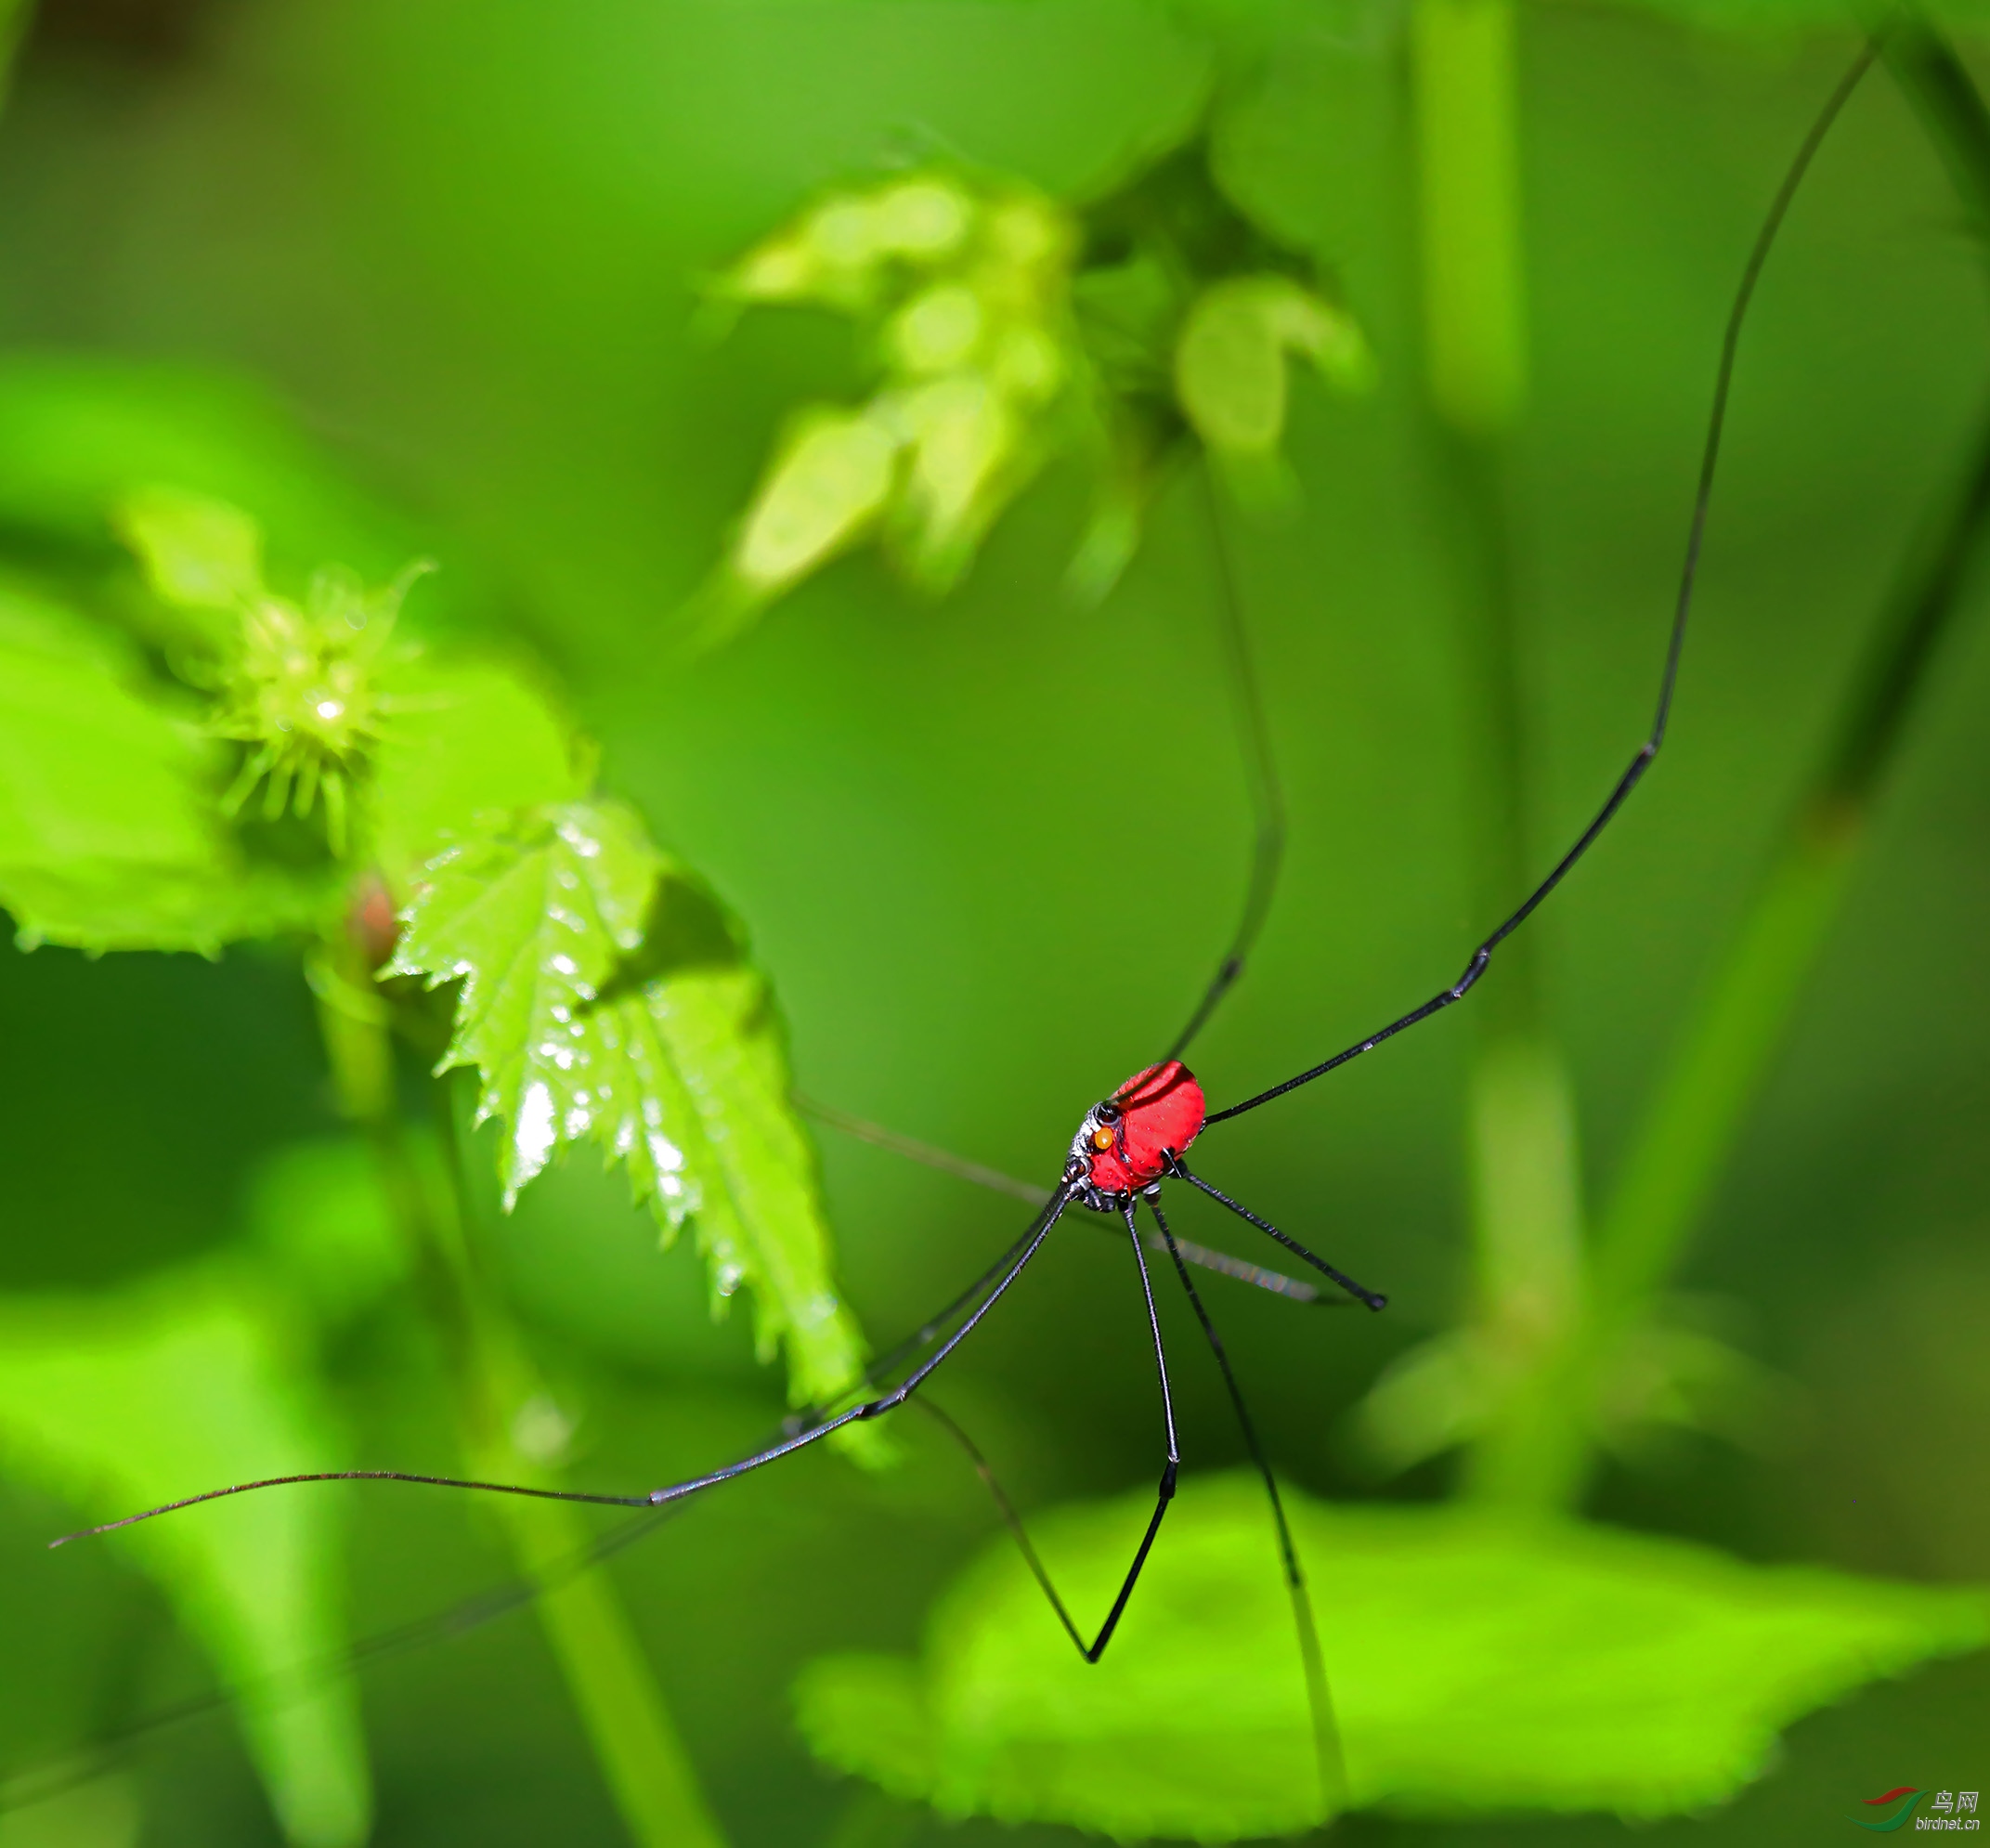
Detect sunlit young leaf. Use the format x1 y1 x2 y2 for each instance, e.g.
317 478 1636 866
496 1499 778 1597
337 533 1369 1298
387 800 880 1444
1174 274 1372 460
720 175 978 313
729 408 904 599
704 174 1078 634
709 126 1380 633
0 584 329 954
388 799 658 1204
0 356 417 592
0 1271 371 1848
107 488 461 860
115 484 266 628
362 655 583 891
794 1473 1988 1841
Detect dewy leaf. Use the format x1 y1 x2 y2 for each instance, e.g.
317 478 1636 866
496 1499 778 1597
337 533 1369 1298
795 1473 1988 1841
388 800 878 1439
387 800 658 1204
0 583 328 954
0 1270 371 1848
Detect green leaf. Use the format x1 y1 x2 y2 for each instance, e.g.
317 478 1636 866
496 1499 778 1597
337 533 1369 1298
366 655 583 890
721 175 979 313
795 1473 1988 1840
388 800 659 1205
387 800 880 1443
728 407 904 600
0 583 329 954
1 860 336 957
702 175 1077 641
0 589 215 870
0 1269 371 1848
1173 274 1372 461
0 357 418 590
115 484 266 619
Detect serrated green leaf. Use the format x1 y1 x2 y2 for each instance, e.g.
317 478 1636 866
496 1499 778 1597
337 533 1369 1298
0 584 329 954
0 1271 370 1848
365 657 584 890
387 801 879 1444
795 1473 1988 1840
1 860 336 957
388 800 660 1204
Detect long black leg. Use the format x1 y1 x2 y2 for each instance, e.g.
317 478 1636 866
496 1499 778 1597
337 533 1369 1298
794 1090 1047 1205
1170 1159 1386 1312
913 1204 1184 1663
1162 1234 1334 1306
1144 1191 1346 1815
1168 457 1287 1061
1077 1200 1181 1661
910 1398 1090 1658
54 1184 1080 1547
800 1094 1334 1306
1203 44 1878 1128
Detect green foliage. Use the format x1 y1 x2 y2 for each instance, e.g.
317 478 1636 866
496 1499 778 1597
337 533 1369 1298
364 655 583 889
387 799 883 1440
1175 275 1372 453
706 127 1372 631
703 173 1078 636
0 455 872 1442
116 486 435 853
0 579 332 954
11 12 1990 1841
0 357 422 593
117 485 265 642
796 1473 1988 1841
0 1264 370 1847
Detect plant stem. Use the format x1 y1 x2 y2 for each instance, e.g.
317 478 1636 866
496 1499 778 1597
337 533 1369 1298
1412 0 1528 436
311 936 729 1848
1475 19 1990 1510
1408 0 1595 1506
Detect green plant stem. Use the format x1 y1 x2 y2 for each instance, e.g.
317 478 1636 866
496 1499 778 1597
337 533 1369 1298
1409 0 1593 1507
1469 19 1990 1510
1412 0 1528 435
311 938 728 1848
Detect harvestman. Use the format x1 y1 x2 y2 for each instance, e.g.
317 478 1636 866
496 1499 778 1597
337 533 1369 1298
51 40 1879 1798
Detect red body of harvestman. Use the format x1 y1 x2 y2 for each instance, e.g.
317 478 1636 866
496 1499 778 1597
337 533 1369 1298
47 40 1879 1798
1072 1059 1207 1201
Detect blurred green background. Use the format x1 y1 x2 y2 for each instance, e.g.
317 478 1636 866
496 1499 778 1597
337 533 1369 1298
1 0 1987 1843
